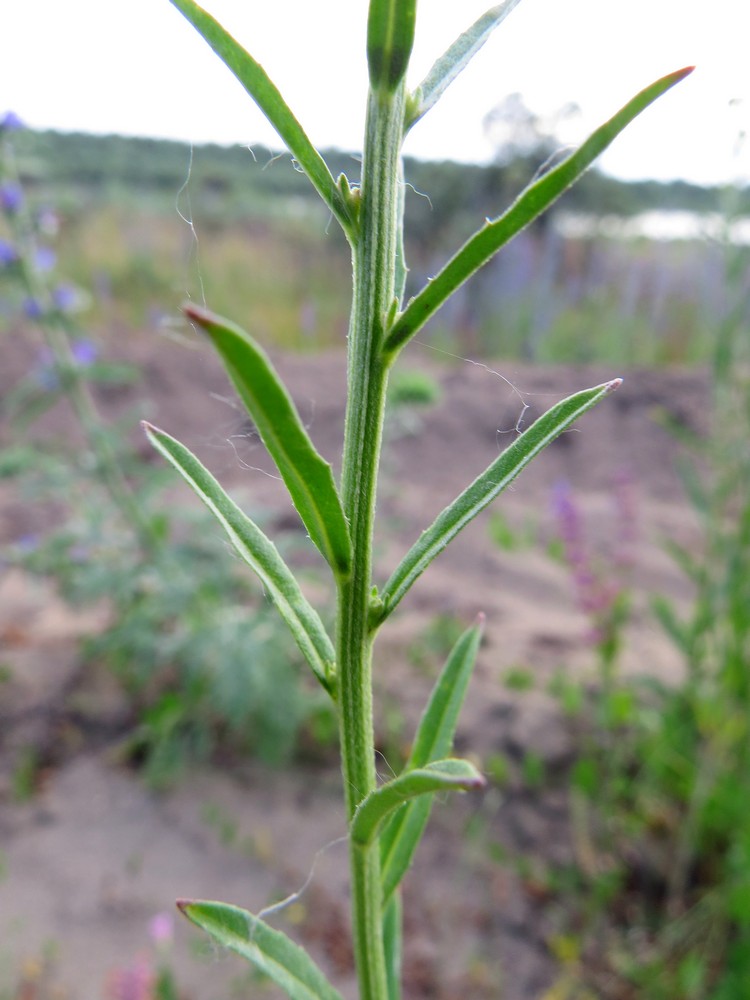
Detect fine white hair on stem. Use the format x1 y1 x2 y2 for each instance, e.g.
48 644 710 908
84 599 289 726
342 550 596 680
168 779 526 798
175 142 206 308
255 835 349 923
374 749 397 782
225 431 283 480
402 179 433 210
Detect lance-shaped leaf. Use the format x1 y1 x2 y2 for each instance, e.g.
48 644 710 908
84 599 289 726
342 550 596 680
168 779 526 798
178 900 344 1000
377 380 621 623
405 0 522 132
352 758 485 848
169 0 354 235
380 620 482 901
385 67 693 357
185 304 351 578
143 422 336 695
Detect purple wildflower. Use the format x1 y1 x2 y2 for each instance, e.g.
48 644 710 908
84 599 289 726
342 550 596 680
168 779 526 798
16 533 40 553
551 478 623 647
71 338 97 366
0 111 24 132
52 283 79 313
0 182 23 214
148 912 174 949
0 239 18 267
34 246 57 272
23 297 44 320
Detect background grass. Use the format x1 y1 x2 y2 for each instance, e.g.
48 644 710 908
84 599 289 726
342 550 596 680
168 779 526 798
4 128 748 364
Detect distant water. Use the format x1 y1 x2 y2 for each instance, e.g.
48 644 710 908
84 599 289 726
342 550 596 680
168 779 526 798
557 210 750 244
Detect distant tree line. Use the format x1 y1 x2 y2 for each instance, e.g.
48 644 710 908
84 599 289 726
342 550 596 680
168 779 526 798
13 128 746 256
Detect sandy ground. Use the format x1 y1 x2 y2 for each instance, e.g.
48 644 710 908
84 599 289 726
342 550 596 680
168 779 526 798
0 329 709 999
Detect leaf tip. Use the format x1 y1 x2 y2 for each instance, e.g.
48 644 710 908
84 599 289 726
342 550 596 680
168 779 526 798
175 898 194 915
182 301 213 328
469 772 489 791
605 377 623 394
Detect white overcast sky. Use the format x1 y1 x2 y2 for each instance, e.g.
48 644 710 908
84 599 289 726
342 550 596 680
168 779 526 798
2 0 748 186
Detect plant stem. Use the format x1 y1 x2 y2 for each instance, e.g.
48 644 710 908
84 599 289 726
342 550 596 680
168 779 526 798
39 307 158 557
2 140 158 557
338 83 406 1000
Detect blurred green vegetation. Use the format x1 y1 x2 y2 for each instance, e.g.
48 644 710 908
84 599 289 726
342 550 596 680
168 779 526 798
5 128 748 365
479 190 750 998
0 123 338 790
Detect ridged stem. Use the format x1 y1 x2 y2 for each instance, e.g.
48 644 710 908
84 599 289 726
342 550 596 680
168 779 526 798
337 83 405 1000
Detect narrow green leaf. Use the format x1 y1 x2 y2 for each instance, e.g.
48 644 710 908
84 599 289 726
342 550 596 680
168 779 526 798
168 0 354 235
143 422 336 695
380 621 482 901
352 758 485 847
378 379 621 621
367 0 417 94
185 304 352 578
405 1 522 131
385 798 436 903
383 893 402 1000
651 595 690 656
178 900 344 1000
408 619 483 767
385 66 694 356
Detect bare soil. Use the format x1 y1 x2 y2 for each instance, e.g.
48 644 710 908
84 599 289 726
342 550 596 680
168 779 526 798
0 327 709 1000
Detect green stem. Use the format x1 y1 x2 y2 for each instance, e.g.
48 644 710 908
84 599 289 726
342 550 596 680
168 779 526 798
338 84 405 1000
36 296 158 557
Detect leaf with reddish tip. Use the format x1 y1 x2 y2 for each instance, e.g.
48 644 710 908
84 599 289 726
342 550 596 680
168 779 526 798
386 67 694 356
376 380 622 622
184 304 352 579
352 758 486 848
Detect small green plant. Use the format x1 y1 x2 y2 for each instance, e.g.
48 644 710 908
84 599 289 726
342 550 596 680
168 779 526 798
143 2 690 996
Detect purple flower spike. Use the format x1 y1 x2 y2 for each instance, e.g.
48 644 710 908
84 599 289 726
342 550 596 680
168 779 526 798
0 111 25 132
52 284 78 313
0 182 23 214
